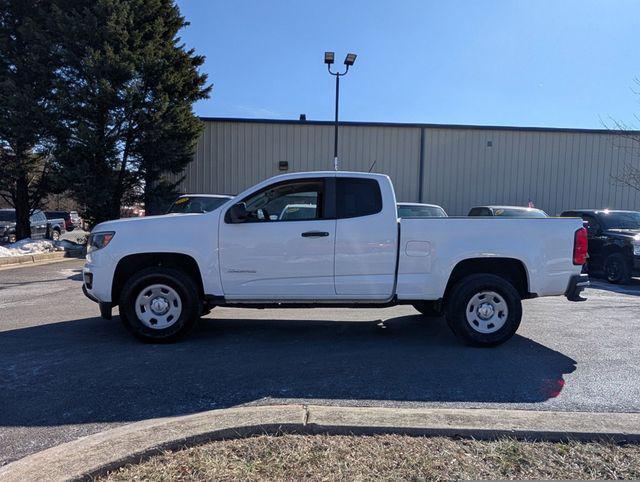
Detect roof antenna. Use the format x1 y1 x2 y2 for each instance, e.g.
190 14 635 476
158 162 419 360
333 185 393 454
368 161 376 173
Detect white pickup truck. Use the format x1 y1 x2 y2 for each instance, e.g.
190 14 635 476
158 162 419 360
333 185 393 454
83 171 589 346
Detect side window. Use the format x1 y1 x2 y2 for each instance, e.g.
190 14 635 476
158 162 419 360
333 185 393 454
336 178 382 219
239 179 323 222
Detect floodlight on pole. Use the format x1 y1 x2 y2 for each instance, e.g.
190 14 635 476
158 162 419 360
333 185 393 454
324 51 335 65
325 51 357 170
344 53 357 66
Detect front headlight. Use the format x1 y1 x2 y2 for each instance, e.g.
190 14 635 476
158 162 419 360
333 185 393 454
87 231 115 253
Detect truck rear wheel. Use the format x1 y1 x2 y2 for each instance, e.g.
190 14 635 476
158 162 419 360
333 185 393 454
445 274 522 347
119 267 200 342
604 253 631 285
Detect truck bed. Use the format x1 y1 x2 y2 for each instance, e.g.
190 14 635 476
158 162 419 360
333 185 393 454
397 217 584 300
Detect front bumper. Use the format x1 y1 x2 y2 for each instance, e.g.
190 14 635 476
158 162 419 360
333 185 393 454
82 280 113 320
565 273 589 302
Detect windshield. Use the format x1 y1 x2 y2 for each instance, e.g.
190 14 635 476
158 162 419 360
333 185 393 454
0 210 15 222
599 211 640 230
397 205 447 218
168 196 230 214
493 208 548 218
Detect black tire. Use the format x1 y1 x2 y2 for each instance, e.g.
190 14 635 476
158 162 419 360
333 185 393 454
604 253 631 285
412 301 442 317
445 274 522 347
119 267 201 342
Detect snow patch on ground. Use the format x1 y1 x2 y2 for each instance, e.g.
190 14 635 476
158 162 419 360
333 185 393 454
0 239 79 258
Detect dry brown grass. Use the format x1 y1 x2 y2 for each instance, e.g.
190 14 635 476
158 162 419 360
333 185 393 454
101 434 640 481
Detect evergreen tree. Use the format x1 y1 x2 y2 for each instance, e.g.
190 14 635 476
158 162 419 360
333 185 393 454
131 0 210 214
53 0 210 225
0 0 59 240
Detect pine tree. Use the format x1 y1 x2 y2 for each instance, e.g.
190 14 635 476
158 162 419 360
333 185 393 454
53 0 210 225
130 0 210 214
0 0 59 240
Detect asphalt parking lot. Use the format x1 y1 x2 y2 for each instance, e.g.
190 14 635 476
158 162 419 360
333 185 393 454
1 259 639 466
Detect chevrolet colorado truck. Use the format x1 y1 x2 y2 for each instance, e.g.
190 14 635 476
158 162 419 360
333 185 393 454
83 171 589 346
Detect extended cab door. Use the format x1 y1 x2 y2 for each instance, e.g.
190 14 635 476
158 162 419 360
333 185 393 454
219 177 336 300
334 176 399 298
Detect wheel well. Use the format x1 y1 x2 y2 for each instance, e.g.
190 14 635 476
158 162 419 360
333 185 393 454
444 258 530 299
112 253 204 305
603 245 632 259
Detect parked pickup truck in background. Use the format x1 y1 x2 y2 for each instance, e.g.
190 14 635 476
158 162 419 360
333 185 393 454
46 210 80 232
0 208 65 243
560 209 640 284
83 171 589 346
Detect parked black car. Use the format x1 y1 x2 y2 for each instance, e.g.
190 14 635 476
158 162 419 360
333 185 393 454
560 209 640 284
0 208 64 243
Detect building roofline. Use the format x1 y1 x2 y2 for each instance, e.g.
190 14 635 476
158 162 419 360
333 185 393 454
198 116 640 135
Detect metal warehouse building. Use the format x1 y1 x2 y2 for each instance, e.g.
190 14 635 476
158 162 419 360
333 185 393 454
171 117 640 215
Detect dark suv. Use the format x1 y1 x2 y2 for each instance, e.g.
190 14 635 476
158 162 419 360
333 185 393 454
560 210 640 284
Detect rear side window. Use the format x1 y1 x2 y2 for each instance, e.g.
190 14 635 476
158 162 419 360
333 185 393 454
336 178 382 219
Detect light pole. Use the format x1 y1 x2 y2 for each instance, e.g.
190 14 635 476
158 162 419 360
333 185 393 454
325 51 357 171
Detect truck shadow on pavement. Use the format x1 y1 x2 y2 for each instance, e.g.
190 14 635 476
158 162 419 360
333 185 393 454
0 313 576 428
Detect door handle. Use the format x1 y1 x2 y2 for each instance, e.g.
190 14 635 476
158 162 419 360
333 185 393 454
301 231 329 238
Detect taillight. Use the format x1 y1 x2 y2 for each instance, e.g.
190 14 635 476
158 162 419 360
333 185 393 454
573 227 588 265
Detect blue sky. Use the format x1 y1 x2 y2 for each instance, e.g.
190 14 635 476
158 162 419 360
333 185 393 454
175 0 640 129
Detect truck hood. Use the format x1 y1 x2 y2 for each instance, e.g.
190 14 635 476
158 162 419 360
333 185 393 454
91 212 219 258
93 213 202 233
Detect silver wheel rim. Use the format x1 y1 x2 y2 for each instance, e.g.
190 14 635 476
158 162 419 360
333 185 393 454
466 291 508 334
134 283 182 330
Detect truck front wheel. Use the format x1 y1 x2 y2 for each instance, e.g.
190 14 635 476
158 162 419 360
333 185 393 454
119 267 200 342
445 274 522 347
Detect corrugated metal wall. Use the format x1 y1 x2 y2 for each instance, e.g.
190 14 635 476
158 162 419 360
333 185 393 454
422 128 640 215
172 119 640 216
175 121 421 201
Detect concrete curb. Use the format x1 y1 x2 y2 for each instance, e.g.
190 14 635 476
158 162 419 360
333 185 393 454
0 249 84 267
1 405 639 481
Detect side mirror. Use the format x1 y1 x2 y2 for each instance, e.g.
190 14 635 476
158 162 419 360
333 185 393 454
228 202 248 223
